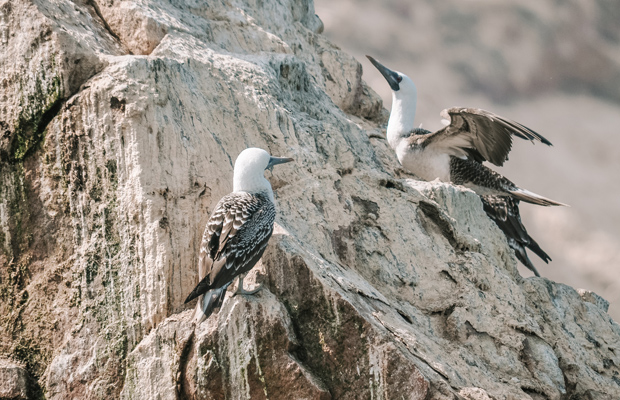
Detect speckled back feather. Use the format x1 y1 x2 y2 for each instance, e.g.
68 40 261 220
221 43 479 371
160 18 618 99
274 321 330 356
184 191 275 305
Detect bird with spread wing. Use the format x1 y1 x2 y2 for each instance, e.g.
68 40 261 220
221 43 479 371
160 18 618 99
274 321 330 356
367 55 567 276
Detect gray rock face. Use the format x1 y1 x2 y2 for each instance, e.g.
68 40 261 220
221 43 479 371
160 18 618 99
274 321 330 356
0 0 618 399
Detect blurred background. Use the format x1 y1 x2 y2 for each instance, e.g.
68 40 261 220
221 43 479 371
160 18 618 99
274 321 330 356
315 0 620 321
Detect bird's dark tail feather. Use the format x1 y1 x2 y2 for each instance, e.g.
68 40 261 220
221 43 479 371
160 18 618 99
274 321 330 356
481 195 549 276
509 238 541 277
185 277 211 304
194 283 231 323
525 236 551 264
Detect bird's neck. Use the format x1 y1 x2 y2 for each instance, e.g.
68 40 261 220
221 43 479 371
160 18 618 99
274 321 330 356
233 172 274 202
387 92 417 149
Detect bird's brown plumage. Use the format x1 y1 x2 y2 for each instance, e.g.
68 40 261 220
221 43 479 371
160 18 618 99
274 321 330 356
184 191 275 305
409 108 552 167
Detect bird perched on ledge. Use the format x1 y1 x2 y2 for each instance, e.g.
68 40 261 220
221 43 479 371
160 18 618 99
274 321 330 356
184 147 293 322
366 55 567 276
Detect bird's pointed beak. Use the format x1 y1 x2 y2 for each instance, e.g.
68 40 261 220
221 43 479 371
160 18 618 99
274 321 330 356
267 156 294 171
366 55 401 91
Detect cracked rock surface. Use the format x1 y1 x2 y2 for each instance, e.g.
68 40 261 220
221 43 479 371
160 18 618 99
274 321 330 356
0 0 619 399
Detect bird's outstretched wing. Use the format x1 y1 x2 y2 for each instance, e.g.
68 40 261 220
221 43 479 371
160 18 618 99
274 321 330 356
411 108 552 166
184 192 275 304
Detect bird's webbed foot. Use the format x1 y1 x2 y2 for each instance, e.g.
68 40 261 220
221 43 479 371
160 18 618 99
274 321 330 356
232 274 263 296
234 284 263 296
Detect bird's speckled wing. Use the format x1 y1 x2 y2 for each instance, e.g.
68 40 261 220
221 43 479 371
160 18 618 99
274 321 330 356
410 108 552 167
449 156 517 193
184 192 275 304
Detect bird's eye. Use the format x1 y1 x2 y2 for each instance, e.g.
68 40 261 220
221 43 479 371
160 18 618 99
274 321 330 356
396 75 402 83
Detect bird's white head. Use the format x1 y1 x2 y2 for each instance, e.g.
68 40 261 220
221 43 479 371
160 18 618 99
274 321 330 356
233 147 293 201
366 56 418 148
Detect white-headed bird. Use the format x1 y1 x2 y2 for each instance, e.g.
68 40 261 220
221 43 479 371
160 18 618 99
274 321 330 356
184 148 293 322
367 55 567 276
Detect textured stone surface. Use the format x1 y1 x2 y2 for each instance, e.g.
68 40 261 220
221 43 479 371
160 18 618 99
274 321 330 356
579 289 610 313
1 0 619 399
0 358 34 400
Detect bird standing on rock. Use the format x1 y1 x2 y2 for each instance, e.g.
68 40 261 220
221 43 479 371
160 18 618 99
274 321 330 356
366 55 567 276
184 147 293 322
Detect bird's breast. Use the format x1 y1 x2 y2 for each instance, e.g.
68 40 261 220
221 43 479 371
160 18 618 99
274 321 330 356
398 146 451 182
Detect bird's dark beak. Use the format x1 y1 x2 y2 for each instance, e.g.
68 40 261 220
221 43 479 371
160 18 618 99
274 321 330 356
366 55 401 91
267 156 294 171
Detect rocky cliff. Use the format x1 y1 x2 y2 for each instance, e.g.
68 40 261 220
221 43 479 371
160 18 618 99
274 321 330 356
1 0 619 399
